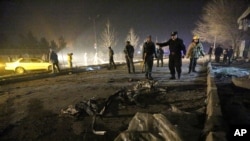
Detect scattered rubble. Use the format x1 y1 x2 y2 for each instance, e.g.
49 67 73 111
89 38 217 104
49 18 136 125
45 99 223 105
60 80 168 136
60 80 165 117
232 76 250 89
114 112 183 141
212 66 249 79
212 66 250 89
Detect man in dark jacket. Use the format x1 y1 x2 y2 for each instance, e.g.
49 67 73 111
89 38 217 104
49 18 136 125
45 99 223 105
214 45 223 63
108 46 116 69
208 45 213 62
49 49 60 73
156 31 186 79
142 35 157 80
124 41 135 73
227 46 234 65
156 46 164 67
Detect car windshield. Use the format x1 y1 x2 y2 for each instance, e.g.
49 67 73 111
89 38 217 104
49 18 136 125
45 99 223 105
31 59 42 62
19 58 42 63
20 58 31 63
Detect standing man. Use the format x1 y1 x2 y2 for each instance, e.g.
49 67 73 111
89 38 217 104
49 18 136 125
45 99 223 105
49 49 60 73
142 35 157 80
156 31 186 79
67 53 73 69
186 35 205 73
156 46 164 67
214 45 223 63
124 41 135 73
208 45 213 62
108 46 116 69
227 46 234 65
222 49 228 64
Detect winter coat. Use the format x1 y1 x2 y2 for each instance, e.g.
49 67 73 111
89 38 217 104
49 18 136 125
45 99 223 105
186 42 205 59
157 38 186 58
227 49 234 57
49 51 58 63
157 48 164 58
124 44 134 58
214 46 223 56
109 48 114 57
142 41 156 59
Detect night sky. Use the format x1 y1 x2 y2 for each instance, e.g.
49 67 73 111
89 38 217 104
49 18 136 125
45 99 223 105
1 0 208 52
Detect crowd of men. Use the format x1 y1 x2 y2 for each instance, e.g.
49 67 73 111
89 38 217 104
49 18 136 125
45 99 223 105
49 31 234 79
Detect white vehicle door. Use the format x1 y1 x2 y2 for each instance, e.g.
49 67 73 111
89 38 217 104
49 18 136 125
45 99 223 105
30 58 46 70
19 58 32 70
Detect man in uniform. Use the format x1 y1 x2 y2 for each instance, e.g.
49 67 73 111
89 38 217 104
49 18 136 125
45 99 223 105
156 31 186 79
49 48 60 73
156 46 164 67
214 45 223 63
108 46 116 69
124 41 135 73
142 35 157 80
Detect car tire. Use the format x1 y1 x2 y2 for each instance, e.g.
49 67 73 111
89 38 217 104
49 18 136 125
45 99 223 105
15 67 25 74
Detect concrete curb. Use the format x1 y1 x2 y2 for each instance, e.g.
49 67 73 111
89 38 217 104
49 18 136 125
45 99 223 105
204 62 227 141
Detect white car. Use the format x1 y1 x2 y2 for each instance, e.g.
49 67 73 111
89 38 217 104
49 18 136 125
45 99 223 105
5 58 52 74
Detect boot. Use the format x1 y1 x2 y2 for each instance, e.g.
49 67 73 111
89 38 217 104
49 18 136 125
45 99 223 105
188 68 191 74
178 73 181 79
170 75 176 80
148 74 153 80
128 68 131 74
145 73 148 79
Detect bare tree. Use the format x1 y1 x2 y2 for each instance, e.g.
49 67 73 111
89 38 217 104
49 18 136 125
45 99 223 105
101 20 117 48
126 28 139 49
193 0 246 56
58 36 67 51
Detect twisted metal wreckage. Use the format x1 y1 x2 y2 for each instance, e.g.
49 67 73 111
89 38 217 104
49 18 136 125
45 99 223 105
60 80 167 135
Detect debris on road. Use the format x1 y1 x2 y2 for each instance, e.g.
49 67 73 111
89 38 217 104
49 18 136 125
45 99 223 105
60 80 166 117
114 112 183 141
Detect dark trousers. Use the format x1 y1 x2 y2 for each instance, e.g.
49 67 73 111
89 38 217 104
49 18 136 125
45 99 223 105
145 56 153 77
215 55 220 63
208 54 212 62
228 56 232 65
125 56 135 73
109 56 116 69
157 57 163 67
189 58 197 72
52 62 60 73
223 55 227 63
168 55 182 77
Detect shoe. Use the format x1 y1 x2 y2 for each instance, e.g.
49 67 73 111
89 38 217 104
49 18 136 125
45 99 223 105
192 70 197 72
148 75 153 80
178 74 181 79
170 76 176 80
